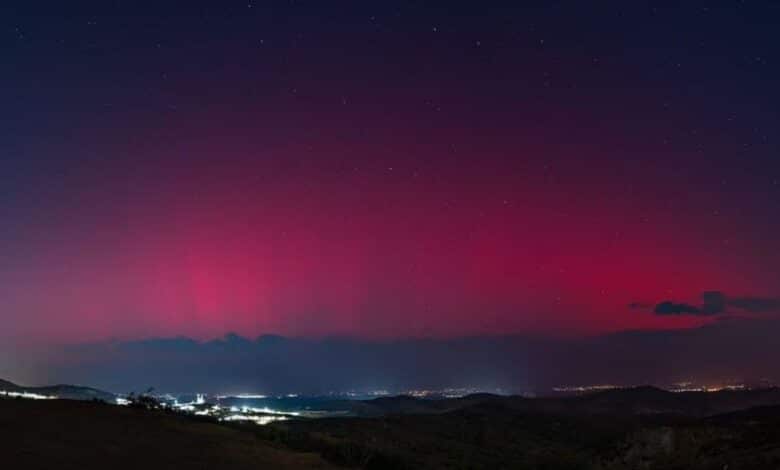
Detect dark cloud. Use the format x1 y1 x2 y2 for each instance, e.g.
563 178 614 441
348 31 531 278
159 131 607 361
728 296 780 313
701 291 726 315
653 301 703 315
36 318 780 394
646 291 780 317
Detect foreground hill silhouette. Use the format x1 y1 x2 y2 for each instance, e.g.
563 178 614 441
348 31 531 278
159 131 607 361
268 402 780 469
0 398 333 469
7 386 780 468
251 387 780 468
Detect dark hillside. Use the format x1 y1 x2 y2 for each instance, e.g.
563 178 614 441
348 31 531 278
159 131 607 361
0 378 20 391
0 398 333 469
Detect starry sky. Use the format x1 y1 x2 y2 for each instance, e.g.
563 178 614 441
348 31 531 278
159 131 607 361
3 1 780 351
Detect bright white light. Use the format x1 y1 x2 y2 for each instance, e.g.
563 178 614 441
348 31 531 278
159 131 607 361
216 393 267 399
0 390 55 400
221 414 288 425
238 405 299 416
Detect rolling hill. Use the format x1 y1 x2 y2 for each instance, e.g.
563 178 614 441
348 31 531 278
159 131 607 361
7 386 780 468
0 398 334 469
265 390 780 469
0 378 116 402
331 386 780 418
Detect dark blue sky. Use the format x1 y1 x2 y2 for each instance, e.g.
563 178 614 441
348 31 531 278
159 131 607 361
2 1 780 388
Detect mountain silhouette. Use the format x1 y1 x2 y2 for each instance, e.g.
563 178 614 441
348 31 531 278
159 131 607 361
0 378 115 402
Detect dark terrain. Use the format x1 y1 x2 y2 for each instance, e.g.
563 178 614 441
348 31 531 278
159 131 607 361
261 387 780 469
0 398 333 469
324 386 780 418
5 387 780 469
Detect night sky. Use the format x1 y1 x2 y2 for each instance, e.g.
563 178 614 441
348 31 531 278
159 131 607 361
3 1 780 365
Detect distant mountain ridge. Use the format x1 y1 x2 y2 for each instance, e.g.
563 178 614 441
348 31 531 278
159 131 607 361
0 379 21 391
0 378 115 402
335 386 780 418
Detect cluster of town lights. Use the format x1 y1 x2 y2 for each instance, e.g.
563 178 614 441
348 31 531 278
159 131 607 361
112 393 298 425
